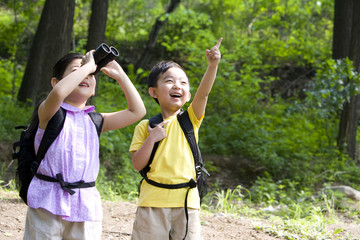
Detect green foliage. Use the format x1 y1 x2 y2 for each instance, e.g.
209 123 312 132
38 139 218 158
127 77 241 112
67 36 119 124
2 0 360 225
306 58 360 112
2 1 360 238
0 97 33 141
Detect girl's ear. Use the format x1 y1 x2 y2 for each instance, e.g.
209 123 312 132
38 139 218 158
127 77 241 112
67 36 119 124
51 77 59 87
148 87 157 98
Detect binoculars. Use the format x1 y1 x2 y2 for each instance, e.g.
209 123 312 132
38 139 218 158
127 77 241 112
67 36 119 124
92 43 119 74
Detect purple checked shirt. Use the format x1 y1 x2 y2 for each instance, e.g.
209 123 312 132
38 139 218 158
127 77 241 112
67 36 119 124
27 102 102 222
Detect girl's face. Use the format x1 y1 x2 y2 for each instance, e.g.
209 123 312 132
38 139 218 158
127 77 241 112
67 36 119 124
149 67 191 113
63 58 96 104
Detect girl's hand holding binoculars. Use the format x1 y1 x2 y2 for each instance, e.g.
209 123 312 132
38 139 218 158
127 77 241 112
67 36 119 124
101 60 124 80
81 50 96 73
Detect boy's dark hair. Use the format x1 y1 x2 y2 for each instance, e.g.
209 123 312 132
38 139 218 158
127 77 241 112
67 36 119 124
148 61 186 104
52 53 83 80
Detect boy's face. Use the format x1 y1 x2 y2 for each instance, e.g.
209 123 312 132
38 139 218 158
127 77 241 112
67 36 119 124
149 67 191 112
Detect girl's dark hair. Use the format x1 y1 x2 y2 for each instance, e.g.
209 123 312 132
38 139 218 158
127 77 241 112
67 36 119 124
148 61 185 104
52 53 83 80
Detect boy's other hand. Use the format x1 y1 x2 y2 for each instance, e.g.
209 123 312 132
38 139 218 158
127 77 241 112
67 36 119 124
206 37 222 67
148 120 170 143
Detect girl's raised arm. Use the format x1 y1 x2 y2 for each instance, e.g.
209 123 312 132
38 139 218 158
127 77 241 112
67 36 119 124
38 51 96 129
100 61 146 133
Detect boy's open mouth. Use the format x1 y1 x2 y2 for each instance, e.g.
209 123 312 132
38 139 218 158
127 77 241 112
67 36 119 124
170 93 181 98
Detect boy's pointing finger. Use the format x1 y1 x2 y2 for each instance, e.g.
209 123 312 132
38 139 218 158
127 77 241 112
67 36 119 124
159 120 170 128
215 37 223 48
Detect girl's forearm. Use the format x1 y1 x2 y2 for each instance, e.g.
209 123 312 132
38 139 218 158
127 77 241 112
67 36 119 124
50 63 94 101
116 73 146 116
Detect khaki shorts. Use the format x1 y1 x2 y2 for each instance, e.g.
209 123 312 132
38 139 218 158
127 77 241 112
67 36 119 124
23 207 102 240
131 207 203 240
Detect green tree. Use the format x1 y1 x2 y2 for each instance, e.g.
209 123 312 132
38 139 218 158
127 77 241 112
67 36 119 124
333 0 360 160
17 0 75 106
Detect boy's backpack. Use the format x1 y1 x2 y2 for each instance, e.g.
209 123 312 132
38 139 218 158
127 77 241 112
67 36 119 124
139 109 210 203
12 107 103 205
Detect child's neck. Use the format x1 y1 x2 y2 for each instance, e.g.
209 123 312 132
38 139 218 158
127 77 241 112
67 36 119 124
64 100 87 110
161 108 182 119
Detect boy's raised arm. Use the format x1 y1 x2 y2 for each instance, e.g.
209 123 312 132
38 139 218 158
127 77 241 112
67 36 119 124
192 38 222 120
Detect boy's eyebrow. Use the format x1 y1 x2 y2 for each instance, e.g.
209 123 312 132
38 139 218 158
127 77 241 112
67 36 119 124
162 75 187 80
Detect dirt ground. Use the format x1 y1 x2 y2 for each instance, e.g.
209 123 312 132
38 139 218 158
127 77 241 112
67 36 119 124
0 190 281 240
1 190 360 240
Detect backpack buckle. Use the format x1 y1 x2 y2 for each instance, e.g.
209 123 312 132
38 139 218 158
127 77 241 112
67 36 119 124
196 165 210 177
189 178 197 188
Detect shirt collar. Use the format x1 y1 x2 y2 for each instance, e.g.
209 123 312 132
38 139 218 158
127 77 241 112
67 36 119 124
60 102 95 114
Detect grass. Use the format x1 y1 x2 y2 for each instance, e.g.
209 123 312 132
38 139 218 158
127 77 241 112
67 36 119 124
1 180 360 239
199 184 360 240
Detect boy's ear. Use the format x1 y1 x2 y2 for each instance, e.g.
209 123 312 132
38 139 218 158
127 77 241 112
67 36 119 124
186 92 191 102
51 77 59 87
148 87 157 98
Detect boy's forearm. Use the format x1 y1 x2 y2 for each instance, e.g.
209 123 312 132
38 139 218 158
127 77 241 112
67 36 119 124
192 64 218 118
198 64 218 98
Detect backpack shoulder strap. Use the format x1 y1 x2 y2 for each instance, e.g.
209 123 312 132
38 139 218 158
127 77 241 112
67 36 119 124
140 113 163 177
149 113 163 128
88 112 104 137
178 110 210 177
32 107 66 173
177 110 204 168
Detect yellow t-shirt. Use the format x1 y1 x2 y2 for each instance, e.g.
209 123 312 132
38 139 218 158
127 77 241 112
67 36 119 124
129 104 203 210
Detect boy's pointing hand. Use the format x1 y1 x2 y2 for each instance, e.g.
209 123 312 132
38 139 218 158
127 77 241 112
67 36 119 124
206 37 223 66
148 120 170 143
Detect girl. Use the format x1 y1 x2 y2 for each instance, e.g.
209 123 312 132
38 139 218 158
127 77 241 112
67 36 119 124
23 50 146 239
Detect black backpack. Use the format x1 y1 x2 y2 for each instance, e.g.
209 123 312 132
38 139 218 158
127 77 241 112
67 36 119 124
139 109 210 203
12 107 103 205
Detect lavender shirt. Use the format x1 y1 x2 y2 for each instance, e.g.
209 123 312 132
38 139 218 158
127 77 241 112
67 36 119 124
27 102 102 222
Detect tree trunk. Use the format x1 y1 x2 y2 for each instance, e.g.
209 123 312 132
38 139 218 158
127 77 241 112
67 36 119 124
86 0 108 51
17 0 75 106
333 0 360 159
134 0 181 74
332 0 353 59
86 0 108 105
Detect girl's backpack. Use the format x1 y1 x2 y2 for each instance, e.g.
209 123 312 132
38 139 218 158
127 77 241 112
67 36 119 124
12 107 103 205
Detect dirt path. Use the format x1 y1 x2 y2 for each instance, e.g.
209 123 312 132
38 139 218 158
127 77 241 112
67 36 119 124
0 190 281 240
1 190 360 240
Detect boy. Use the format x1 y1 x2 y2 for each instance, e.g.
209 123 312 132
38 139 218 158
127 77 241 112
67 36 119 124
130 38 222 240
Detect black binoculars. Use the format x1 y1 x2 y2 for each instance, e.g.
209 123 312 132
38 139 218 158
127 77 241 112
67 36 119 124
92 43 119 74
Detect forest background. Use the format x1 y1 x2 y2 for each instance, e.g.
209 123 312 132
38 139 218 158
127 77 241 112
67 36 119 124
1 0 360 239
